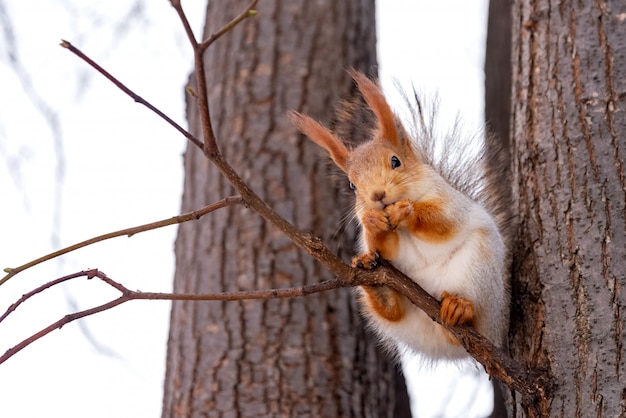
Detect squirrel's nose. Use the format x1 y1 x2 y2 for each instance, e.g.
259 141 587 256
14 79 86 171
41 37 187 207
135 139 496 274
371 190 386 202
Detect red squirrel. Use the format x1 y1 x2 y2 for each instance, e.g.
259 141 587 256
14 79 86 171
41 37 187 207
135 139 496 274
289 70 511 360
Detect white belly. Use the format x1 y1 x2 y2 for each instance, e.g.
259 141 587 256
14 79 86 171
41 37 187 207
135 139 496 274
359 225 506 360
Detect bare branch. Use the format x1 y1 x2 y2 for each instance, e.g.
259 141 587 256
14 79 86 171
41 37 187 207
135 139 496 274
1 196 244 286
58 36 330 282
169 1 258 154
169 0 198 48
0 269 352 365
169 1 216 156
0 262 548 411
170 0 258 155
199 0 259 53
59 39 204 151
0 270 128 365
0 270 96 323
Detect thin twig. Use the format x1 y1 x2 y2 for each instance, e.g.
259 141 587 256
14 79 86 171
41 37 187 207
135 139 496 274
169 0 198 48
59 39 204 151
169 1 217 156
0 196 243 286
0 269 353 364
169 0 258 157
199 0 259 53
0 271 129 365
0 270 98 323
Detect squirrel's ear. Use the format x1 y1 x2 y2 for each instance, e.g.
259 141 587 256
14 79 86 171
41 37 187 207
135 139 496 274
349 69 401 148
288 111 349 172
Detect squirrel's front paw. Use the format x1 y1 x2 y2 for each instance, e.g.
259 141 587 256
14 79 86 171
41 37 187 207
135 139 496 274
361 209 391 234
352 251 379 269
440 291 474 327
385 199 414 228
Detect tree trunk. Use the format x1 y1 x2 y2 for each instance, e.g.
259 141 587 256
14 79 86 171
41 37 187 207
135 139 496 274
485 0 513 159
509 0 626 415
162 1 411 417
485 0 513 416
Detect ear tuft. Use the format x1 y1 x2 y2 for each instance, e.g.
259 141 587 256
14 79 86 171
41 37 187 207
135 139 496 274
288 110 349 172
348 69 400 148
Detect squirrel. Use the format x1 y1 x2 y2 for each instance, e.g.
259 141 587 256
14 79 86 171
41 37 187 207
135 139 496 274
289 70 511 360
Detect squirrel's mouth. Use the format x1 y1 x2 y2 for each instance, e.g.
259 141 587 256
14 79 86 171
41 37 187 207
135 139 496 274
380 198 397 209
370 201 387 211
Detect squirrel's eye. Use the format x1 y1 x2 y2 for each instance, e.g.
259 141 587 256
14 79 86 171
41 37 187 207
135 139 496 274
391 155 402 169
349 181 356 191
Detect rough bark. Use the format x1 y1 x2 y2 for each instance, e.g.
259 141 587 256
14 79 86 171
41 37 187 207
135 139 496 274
510 0 626 416
162 1 411 417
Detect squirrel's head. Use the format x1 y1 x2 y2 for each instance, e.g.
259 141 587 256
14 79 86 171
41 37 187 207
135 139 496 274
289 70 428 216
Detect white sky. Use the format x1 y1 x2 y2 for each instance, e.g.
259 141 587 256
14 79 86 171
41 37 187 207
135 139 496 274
0 1 491 417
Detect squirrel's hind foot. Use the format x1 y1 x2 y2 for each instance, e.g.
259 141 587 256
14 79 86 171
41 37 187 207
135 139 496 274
440 291 474 327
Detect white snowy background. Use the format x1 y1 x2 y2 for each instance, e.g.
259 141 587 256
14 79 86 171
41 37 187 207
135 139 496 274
0 1 491 416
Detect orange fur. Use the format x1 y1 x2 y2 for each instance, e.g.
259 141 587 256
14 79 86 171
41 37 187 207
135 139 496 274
349 70 401 148
351 251 379 269
365 230 399 261
385 198 459 243
360 285 406 322
442 329 462 346
288 111 349 171
360 208 400 261
440 291 474 327
440 291 475 345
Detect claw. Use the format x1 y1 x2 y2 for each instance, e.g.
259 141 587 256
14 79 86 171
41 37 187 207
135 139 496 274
352 251 380 270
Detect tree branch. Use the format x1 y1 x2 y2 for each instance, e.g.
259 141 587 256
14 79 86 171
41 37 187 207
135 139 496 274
169 0 216 156
1 196 244 286
0 269 355 365
59 39 204 151
0 270 98 323
0 262 549 412
168 0 258 154
199 0 258 53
